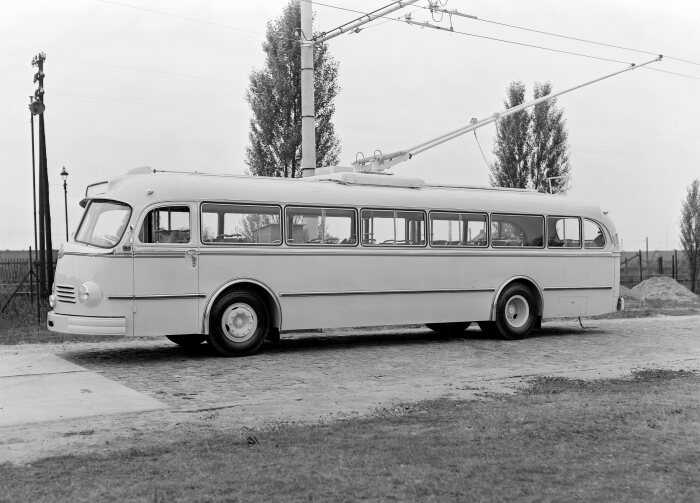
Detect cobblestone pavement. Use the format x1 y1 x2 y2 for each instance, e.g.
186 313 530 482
1 315 699 463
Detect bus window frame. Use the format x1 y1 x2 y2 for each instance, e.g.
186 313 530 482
200 201 283 246
135 203 194 246
490 213 545 249
546 215 582 249
583 218 607 249
360 207 428 248
284 204 359 247
428 211 489 248
74 199 133 249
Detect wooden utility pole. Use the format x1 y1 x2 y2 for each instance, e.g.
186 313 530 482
31 52 53 299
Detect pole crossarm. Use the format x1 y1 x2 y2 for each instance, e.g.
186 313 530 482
314 0 420 44
352 55 663 172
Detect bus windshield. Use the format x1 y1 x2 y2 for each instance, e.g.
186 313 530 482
75 200 132 248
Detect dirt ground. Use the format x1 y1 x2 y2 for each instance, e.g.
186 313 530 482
1 314 699 465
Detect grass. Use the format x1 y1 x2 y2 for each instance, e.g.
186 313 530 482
0 297 123 345
1 369 698 502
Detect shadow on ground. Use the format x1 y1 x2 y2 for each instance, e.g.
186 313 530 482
61 324 602 367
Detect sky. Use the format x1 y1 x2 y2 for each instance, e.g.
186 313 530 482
1 0 699 252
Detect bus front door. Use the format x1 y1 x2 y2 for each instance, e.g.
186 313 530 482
132 205 200 336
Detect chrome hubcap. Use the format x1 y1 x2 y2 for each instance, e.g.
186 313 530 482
505 295 529 328
221 303 258 343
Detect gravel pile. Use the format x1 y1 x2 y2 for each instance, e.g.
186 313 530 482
619 285 639 300
630 276 700 304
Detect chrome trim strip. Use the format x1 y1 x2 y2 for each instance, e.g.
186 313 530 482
108 294 206 300
542 286 613 291
196 249 613 258
279 287 495 298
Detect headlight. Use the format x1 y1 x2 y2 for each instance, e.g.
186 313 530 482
78 281 103 307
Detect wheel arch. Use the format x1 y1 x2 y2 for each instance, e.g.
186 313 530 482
202 279 282 335
490 276 543 321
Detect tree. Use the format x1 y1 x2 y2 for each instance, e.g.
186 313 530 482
679 179 700 293
245 1 340 178
490 82 530 189
490 81 570 193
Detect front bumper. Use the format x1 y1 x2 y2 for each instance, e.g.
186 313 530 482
47 312 126 336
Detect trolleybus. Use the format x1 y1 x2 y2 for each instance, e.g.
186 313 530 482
48 168 623 356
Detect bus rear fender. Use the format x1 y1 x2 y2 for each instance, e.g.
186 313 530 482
202 279 282 335
490 276 543 321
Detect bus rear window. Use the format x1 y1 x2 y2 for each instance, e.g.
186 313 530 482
584 219 606 249
491 214 544 248
75 200 131 248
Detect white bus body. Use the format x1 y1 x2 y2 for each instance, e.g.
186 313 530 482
48 169 623 356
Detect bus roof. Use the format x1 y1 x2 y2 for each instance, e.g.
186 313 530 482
84 169 608 222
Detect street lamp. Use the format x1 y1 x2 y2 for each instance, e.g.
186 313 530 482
60 167 68 241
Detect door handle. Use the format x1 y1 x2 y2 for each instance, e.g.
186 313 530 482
185 249 198 267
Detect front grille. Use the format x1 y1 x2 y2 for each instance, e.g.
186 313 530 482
55 284 76 304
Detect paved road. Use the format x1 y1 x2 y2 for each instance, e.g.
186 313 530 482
1 315 699 463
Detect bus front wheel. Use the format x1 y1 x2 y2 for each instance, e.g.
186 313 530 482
208 290 270 357
493 283 537 340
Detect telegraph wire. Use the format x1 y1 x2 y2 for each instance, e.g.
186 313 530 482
94 0 261 35
646 67 700 81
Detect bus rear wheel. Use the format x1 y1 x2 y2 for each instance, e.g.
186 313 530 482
493 283 537 340
426 322 471 334
208 290 270 357
166 334 206 347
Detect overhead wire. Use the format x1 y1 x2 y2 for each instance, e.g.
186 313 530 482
411 3 700 69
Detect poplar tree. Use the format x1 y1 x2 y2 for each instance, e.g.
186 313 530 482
490 81 571 193
680 179 700 293
245 1 340 178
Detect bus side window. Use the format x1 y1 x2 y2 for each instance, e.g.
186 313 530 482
584 219 606 249
201 203 281 245
547 217 581 248
430 212 487 247
361 209 425 246
286 207 356 245
139 206 191 244
491 214 544 248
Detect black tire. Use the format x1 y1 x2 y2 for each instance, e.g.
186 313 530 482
208 290 270 357
493 283 538 340
426 322 471 334
166 334 207 347
265 327 281 344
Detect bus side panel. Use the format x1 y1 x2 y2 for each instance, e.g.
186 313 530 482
281 291 494 330
537 254 616 317
199 251 497 330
